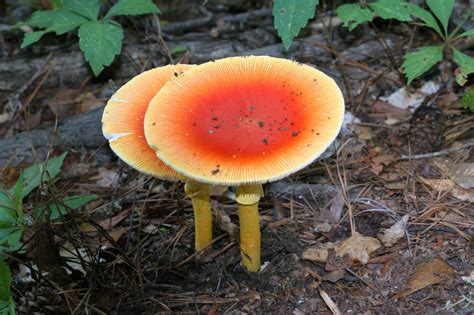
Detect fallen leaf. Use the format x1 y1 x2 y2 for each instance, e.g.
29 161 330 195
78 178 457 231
213 203 237 242
354 125 374 140
377 214 409 247
210 185 228 196
433 158 474 189
392 258 455 299
91 167 120 188
381 81 440 110
79 92 103 113
47 88 79 117
303 232 382 265
317 190 345 228
373 100 412 117
420 177 474 202
80 209 130 232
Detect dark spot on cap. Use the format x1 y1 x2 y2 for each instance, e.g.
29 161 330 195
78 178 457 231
212 116 218 121
173 72 178 77
262 138 268 145
291 130 300 137
152 122 156 126
213 125 221 129
258 121 264 127
212 165 220 175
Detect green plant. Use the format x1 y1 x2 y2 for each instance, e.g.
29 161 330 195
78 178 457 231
460 86 474 112
0 153 98 313
21 0 161 76
336 0 474 85
272 0 473 86
273 0 319 50
0 259 14 315
0 152 98 252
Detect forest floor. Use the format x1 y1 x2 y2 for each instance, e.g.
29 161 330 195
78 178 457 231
0 1 473 314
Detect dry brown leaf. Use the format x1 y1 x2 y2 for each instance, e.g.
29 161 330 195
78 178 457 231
79 209 130 233
420 177 474 202
79 92 103 113
354 125 374 140
213 204 237 242
372 154 397 166
434 158 474 189
303 232 382 265
392 258 455 300
209 185 228 196
373 100 412 117
47 88 79 117
91 167 120 188
377 214 409 247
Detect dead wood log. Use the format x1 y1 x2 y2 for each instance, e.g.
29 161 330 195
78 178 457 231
0 106 104 167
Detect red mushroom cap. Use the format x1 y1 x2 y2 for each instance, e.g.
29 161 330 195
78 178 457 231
144 56 344 185
102 64 193 180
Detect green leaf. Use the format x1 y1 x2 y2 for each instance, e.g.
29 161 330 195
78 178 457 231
78 21 124 76
369 0 411 21
401 45 443 84
273 0 319 50
21 31 45 48
28 10 56 28
171 45 188 54
459 86 474 112
0 208 17 225
10 176 23 224
27 10 88 35
459 29 474 38
47 10 88 35
105 0 161 19
11 153 67 199
0 228 23 253
426 0 454 36
452 48 474 86
33 194 98 221
0 260 11 301
63 0 100 20
406 3 443 37
51 0 63 9
336 3 373 31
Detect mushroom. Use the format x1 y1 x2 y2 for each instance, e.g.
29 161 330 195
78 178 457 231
144 56 345 271
102 64 214 252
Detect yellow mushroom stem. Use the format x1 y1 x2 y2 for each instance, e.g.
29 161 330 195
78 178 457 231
184 181 212 252
236 184 264 272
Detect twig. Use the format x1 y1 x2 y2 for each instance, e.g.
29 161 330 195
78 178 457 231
399 142 474 160
153 14 173 64
319 287 342 315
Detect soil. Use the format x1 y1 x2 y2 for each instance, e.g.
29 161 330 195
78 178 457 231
0 1 473 314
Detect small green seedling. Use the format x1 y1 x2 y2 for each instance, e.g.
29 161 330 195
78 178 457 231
21 0 161 76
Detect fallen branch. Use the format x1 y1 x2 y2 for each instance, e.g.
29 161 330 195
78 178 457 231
399 142 474 160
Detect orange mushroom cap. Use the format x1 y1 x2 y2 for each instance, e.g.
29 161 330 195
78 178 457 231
144 56 344 185
102 64 193 180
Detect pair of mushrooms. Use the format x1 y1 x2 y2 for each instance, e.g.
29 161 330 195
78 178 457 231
102 56 344 272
